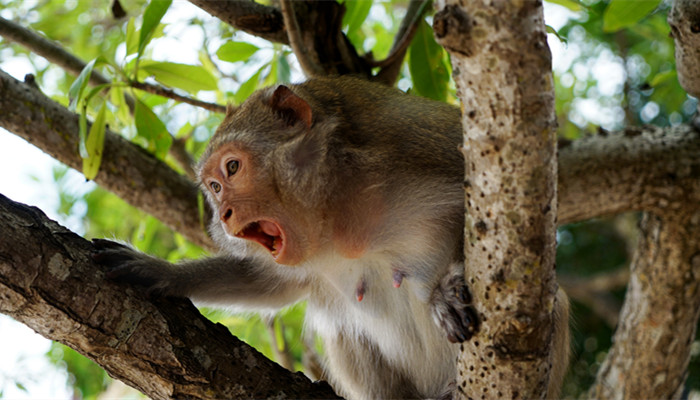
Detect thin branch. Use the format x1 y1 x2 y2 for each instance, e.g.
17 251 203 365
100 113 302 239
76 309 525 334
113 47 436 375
370 0 429 69
130 81 226 114
279 0 325 77
559 269 630 328
0 16 110 87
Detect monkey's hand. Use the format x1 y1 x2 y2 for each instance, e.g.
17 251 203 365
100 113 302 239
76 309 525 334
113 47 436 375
430 264 479 343
92 238 179 297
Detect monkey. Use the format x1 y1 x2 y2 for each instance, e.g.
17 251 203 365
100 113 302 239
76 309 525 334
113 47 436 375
93 75 569 399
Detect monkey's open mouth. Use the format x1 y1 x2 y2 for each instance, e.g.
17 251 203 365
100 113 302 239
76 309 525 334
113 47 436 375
235 220 284 258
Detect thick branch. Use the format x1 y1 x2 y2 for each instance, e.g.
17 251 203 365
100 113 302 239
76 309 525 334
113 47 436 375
435 1 558 398
0 193 339 400
0 69 214 251
187 0 288 45
558 126 700 224
591 208 700 399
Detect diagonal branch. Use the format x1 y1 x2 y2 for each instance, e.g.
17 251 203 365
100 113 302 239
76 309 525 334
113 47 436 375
187 0 289 45
279 0 325 77
0 68 214 251
129 81 226 114
0 16 111 88
373 0 430 85
0 193 340 400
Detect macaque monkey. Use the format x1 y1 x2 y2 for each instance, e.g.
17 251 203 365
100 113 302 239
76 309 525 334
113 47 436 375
94 76 569 399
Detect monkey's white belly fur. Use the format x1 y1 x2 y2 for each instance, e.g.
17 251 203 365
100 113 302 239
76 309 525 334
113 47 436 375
303 253 459 399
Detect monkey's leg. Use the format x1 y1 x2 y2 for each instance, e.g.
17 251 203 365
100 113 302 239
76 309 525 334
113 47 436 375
546 288 570 399
430 262 479 343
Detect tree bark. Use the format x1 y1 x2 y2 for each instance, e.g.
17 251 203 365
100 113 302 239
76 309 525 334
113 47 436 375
668 0 700 99
590 208 700 399
434 1 558 398
0 193 339 400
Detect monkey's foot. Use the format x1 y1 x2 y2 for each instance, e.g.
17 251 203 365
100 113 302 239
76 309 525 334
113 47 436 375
430 272 479 343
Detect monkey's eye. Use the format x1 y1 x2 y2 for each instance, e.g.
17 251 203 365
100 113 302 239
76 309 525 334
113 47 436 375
226 160 239 177
210 181 222 193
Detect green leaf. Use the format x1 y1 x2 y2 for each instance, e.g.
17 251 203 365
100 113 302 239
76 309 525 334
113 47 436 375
140 61 218 93
546 25 568 44
342 0 372 36
408 20 449 102
277 53 291 83
545 0 583 12
134 97 173 159
216 41 260 63
126 17 138 56
68 58 99 111
234 70 262 104
649 69 677 87
82 102 107 180
602 0 661 33
138 0 172 58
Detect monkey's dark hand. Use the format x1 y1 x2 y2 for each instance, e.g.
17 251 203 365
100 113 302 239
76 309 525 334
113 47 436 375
430 265 479 343
92 238 178 296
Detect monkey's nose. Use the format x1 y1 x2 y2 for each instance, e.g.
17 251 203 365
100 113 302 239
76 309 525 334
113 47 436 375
220 207 233 222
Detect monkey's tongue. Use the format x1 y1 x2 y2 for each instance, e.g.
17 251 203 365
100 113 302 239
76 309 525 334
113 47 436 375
258 220 281 237
239 220 284 258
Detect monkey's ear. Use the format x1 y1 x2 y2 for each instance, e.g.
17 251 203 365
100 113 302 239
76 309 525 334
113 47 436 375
270 85 313 128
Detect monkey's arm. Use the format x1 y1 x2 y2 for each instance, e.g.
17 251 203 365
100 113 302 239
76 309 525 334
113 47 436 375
92 239 310 310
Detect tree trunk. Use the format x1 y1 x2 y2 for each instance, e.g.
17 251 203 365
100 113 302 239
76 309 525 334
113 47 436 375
433 1 558 398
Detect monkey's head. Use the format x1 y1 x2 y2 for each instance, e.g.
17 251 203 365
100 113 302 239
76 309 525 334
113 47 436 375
198 84 339 265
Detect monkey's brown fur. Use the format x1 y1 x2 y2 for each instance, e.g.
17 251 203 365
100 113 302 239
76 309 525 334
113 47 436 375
95 76 569 399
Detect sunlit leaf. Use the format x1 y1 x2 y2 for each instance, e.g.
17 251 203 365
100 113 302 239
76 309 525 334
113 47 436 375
649 69 677 87
68 58 99 111
545 0 583 12
342 0 372 36
134 97 173 159
216 41 260 63
234 70 262 104
140 61 218 93
126 17 138 56
138 0 172 58
82 102 107 181
546 25 568 44
408 20 449 102
602 0 661 33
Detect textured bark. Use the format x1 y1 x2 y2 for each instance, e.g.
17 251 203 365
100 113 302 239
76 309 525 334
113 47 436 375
668 0 700 99
0 193 339 400
434 1 558 398
189 0 369 78
558 125 700 224
590 209 700 399
0 69 214 251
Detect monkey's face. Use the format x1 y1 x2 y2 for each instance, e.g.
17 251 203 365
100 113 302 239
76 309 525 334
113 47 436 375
199 141 320 266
